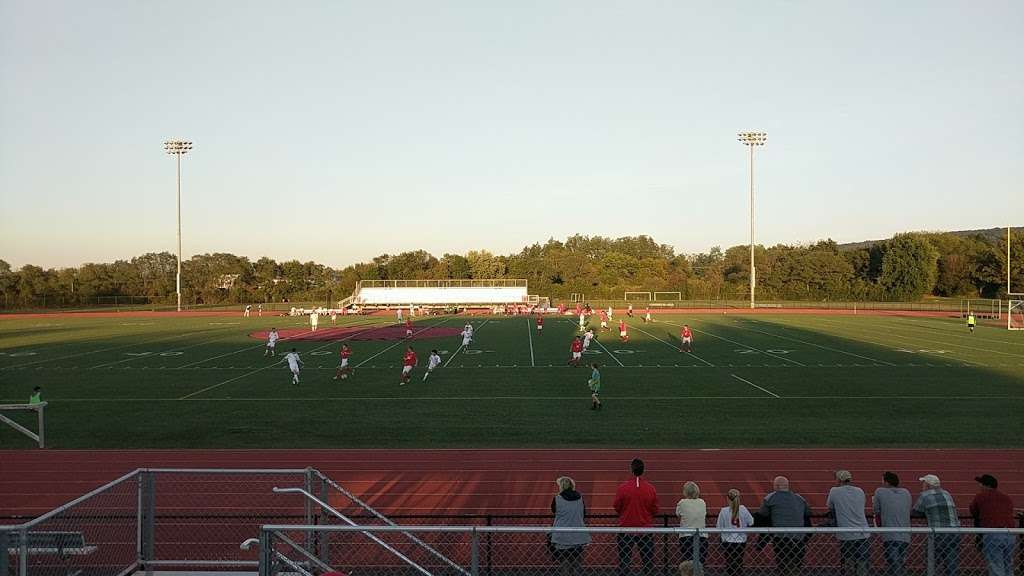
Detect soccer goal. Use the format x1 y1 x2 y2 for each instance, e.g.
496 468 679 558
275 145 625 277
654 291 683 301
624 291 652 301
0 402 46 448
570 293 586 303
1009 301 1024 331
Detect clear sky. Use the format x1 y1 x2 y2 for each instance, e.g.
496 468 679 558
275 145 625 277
1 0 1021 269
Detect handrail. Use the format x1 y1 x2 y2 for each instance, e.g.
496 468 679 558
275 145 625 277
311 469 471 575
271 487 436 576
261 524 1024 536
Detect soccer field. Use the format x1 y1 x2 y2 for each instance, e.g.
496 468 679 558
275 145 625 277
1 311 1022 449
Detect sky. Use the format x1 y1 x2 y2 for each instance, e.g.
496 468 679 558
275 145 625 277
1 0 1022 270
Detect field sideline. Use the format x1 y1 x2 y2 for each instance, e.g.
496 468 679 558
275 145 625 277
1 311 1022 448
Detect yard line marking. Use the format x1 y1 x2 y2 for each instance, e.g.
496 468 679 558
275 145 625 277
590 333 624 367
175 318 383 368
630 322 715 367
731 373 780 398
443 319 489 368
1 327 222 370
87 330 246 369
179 321 396 400
359 317 456 369
527 319 536 367
737 319 896 366
17 395 1024 403
661 319 806 366
806 316 984 365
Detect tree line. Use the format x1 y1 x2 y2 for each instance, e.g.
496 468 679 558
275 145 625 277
1 230 1021 308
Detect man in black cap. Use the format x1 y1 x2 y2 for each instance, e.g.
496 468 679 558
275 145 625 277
968 475 1016 576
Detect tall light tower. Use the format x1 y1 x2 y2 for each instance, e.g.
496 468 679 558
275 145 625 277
737 131 766 309
164 140 192 312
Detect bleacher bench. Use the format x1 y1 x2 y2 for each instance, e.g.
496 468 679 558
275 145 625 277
5 531 96 555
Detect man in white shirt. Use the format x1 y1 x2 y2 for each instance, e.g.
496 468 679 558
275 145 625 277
244 304 251 317
424 349 442 381
310 312 318 331
583 329 595 352
265 328 279 357
284 348 303 385
461 327 473 350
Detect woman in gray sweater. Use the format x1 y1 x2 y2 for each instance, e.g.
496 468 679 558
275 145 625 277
551 476 591 575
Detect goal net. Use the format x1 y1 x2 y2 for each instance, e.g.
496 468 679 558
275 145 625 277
624 292 652 301
654 291 682 301
1009 301 1024 331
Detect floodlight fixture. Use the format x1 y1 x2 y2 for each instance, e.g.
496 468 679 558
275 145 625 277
738 131 767 309
164 139 193 312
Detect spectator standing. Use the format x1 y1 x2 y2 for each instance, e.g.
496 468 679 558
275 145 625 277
675 481 709 564
551 476 591 576
969 474 1016 576
30 386 42 404
911 474 960 576
613 458 659 576
827 470 870 576
757 476 811 576
872 472 912 576
716 489 754 576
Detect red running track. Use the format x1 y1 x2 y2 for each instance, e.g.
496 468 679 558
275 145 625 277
2 449 1021 519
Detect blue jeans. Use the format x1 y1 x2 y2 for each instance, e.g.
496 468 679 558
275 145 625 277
931 533 960 576
881 540 909 576
981 533 1015 576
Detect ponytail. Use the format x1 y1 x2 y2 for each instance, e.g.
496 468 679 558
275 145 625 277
727 489 741 519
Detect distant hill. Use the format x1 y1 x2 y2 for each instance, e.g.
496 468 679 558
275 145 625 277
838 227 1023 251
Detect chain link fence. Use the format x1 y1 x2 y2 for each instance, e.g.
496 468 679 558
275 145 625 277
260 525 1023 576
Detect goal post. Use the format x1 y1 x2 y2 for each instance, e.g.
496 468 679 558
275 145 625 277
0 402 46 448
624 292 652 301
1009 301 1024 331
654 291 683 301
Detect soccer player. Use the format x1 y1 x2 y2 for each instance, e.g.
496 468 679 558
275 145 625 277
619 319 629 343
423 349 442 381
599 310 609 331
265 328 279 357
460 326 473 350
680 324 693 353
583 328 595 352
536 315 544 335
397 308 403 323
579 312 586 332
310 311 319 331
405 317 414 338
258 303 263 317
30 386 42 405
627 304 634 318
644 307 652 323
464 322 474 338
568 335 584 367
244 304 251 317
331 310 337 324
333 344 353 380
588 363 602 410
967 313 976 333
607 305 613 320
285 348 303 385
400 346 418 385
558 303 566 315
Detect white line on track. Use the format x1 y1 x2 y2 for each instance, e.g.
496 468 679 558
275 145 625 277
443 319 489 368
179 321 397 400
629 322 715 367
660 319 806 366
527 319 535 367
358 317 455 369
730 373 780 398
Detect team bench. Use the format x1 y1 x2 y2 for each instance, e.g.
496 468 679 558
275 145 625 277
5 531 96 555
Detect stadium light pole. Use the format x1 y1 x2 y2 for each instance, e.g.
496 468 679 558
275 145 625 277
164 140 192 312
738 131 766 309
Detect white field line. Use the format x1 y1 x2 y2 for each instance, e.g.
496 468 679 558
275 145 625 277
629 322 715 367
8 361 997 370
87 330 247 369
583 323 624 367
174 318 384 368
737 319 896 366
442 319 490 368
873 316 1024 348
660 319 806 366
807 316 985 365
359 317 457 369
19 395 1024 402
731 373 781 398
0 328 222 370
179 321 397 400
527 319 536 367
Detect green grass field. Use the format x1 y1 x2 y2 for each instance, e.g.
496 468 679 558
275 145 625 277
1 311 1022 448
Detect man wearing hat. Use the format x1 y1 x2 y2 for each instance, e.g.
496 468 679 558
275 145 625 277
969 474 1016 576
911 474 960 576
826 470 870 576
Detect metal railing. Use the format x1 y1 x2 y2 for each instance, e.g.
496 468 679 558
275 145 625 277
358 280 529 289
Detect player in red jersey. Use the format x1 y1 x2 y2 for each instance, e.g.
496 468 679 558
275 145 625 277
399 346 418 385
568 336 584 367
536 315 544 335
333 344 353 380
599 310 609 331
619 319 629 343
680 325 693 353
405 318 414 338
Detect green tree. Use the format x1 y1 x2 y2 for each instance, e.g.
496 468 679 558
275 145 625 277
877 234 939 300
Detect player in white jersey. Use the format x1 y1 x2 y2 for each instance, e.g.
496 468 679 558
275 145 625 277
607 305 613 320
265 328 279 357
461 327 473 349
244 304 251 317
582 328 595 351
284 348 303 385
464 323 474 337
423 349 442 381
258 303 263 317
309 312 318 331
579 312 586 332
397 308 403 323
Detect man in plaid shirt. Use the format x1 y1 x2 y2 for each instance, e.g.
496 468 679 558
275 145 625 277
912 474 960 576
